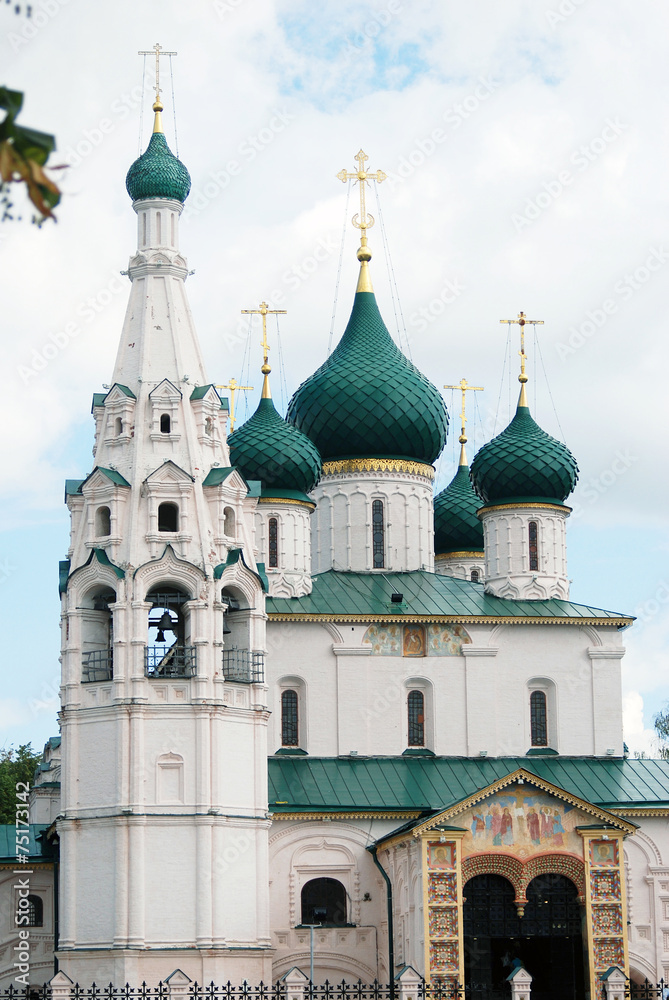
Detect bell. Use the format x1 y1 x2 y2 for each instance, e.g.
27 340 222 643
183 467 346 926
154 610 173 643
223 624 232 635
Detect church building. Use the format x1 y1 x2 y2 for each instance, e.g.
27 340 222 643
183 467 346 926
2 84 669 1000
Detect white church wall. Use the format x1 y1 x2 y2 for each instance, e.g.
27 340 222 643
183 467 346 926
481 504 569 600
0 867 55 987
624 820 669 982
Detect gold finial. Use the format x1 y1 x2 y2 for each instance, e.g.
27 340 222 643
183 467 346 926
138 43 177 134
337 149 386 292
444 379 484 466
241 301 287 400
500 311 544 407
216 378 254 431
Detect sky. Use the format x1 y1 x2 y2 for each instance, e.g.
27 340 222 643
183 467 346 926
1 0 668 757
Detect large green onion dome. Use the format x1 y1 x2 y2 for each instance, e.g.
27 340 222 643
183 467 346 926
126 103 191 203
286 287 448 464
470 398 579 507
434 463 484 554
229 385 322 499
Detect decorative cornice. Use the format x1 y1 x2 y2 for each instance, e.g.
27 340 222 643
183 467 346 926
271 810 423 821
477 502 571 516
435 550 485 560
322 458 435 480
267 612 633 627
257 497 316 510
613 808 669 818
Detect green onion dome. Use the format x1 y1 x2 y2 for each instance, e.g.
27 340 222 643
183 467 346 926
286 289 448 464
434 464 484 554
126 131 191 204
229 393 322 498
470 401 579 506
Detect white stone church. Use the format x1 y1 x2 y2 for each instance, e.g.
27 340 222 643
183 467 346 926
1 92 669 1000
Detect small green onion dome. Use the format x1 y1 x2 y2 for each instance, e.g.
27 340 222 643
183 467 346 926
229 395 322 497
286 290 448 464
470 401 579 506
126 132 191 204
434 464 484 554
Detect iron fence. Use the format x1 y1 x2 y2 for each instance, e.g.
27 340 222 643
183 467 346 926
81 650 113 682
145 645 197 678
622 982 668 999
221 649 265 683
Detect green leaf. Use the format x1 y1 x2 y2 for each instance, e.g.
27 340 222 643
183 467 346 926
11 126 56 162
0 86 24 119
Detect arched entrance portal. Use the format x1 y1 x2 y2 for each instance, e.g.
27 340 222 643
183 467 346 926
463 873 586 999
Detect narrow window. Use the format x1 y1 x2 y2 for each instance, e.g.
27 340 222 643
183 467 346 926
114 416 123 436
281 689 299 746
223 506 235 537
529 521 539 571
160 413 171 433
170 213 175 246
372 499 384 569
142 212 147 245
530 690 548 746
470 569 480 583
156 211 162 244
158 502 179 532
408 690 425 747
95 506 111 537
25 895 43 927
269 517 279 568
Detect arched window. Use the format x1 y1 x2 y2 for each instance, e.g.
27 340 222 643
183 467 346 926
156 211 162 244
528 521 539 571
530 690 548 746
158 502 179 532
142 212 147 245
268 517 278 568
281 689 299 746
408 690 425 747
95 505 111 537
81 587 115 682
301 877 348 926
170 213 175 246
114 416 123 436
372 499 384 568
470 568 480 583
223 506 235 537
146 586 195 678
160 413 171 433
26 895 43 927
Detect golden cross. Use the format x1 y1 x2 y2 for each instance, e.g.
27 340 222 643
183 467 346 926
444 378 484 464
216 378 253 431
337 149 386 261
500 311 544 386
241 301 287 371
138 43 177 102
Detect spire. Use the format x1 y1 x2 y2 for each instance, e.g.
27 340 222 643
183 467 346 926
500 311 544 408
240 300 287 402
138 43 176 135
337 149 386 294
444 378 484 467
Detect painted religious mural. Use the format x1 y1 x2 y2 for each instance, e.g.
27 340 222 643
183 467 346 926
460 784 584 859
362 623 471 656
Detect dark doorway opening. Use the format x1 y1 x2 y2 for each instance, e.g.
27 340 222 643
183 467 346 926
463 873 586 1000
300 877 349 926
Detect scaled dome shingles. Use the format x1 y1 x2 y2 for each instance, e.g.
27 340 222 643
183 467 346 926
126 132 191 203
434 465 484 554
287 291 449 464
229 397 322 495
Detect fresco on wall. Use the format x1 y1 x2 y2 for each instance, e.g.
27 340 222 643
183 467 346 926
459 784 585 859
362 623 471 656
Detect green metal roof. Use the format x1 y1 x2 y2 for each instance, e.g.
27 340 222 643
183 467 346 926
0 824 49 862
202 467 235 488
214 547 268 592
65 479 85 497
229 395 322 495
434 464 484 555
268 756 669 814
287 290 448 464
126 131 191 203
91 392 107 411
266 569 632 625
471 402 579 506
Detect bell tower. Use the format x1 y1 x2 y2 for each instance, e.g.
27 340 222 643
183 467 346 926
57 69 272 985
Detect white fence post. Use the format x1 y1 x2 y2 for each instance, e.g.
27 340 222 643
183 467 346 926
165 969 193 1000
507 966 532 1000
281 966 310 1000
394 965 423 1000
49 971 74 1000
601 967 627 1000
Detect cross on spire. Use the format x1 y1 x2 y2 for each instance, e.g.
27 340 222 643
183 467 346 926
337 150 386 289
138 43 177 105
500 311 544 405
241 301 287 398
216 378 254 432
444 378 484 466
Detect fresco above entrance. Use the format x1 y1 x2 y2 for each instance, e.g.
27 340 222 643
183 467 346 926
459 784 587 859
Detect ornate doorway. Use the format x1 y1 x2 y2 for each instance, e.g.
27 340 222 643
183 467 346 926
463 873 586 1000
